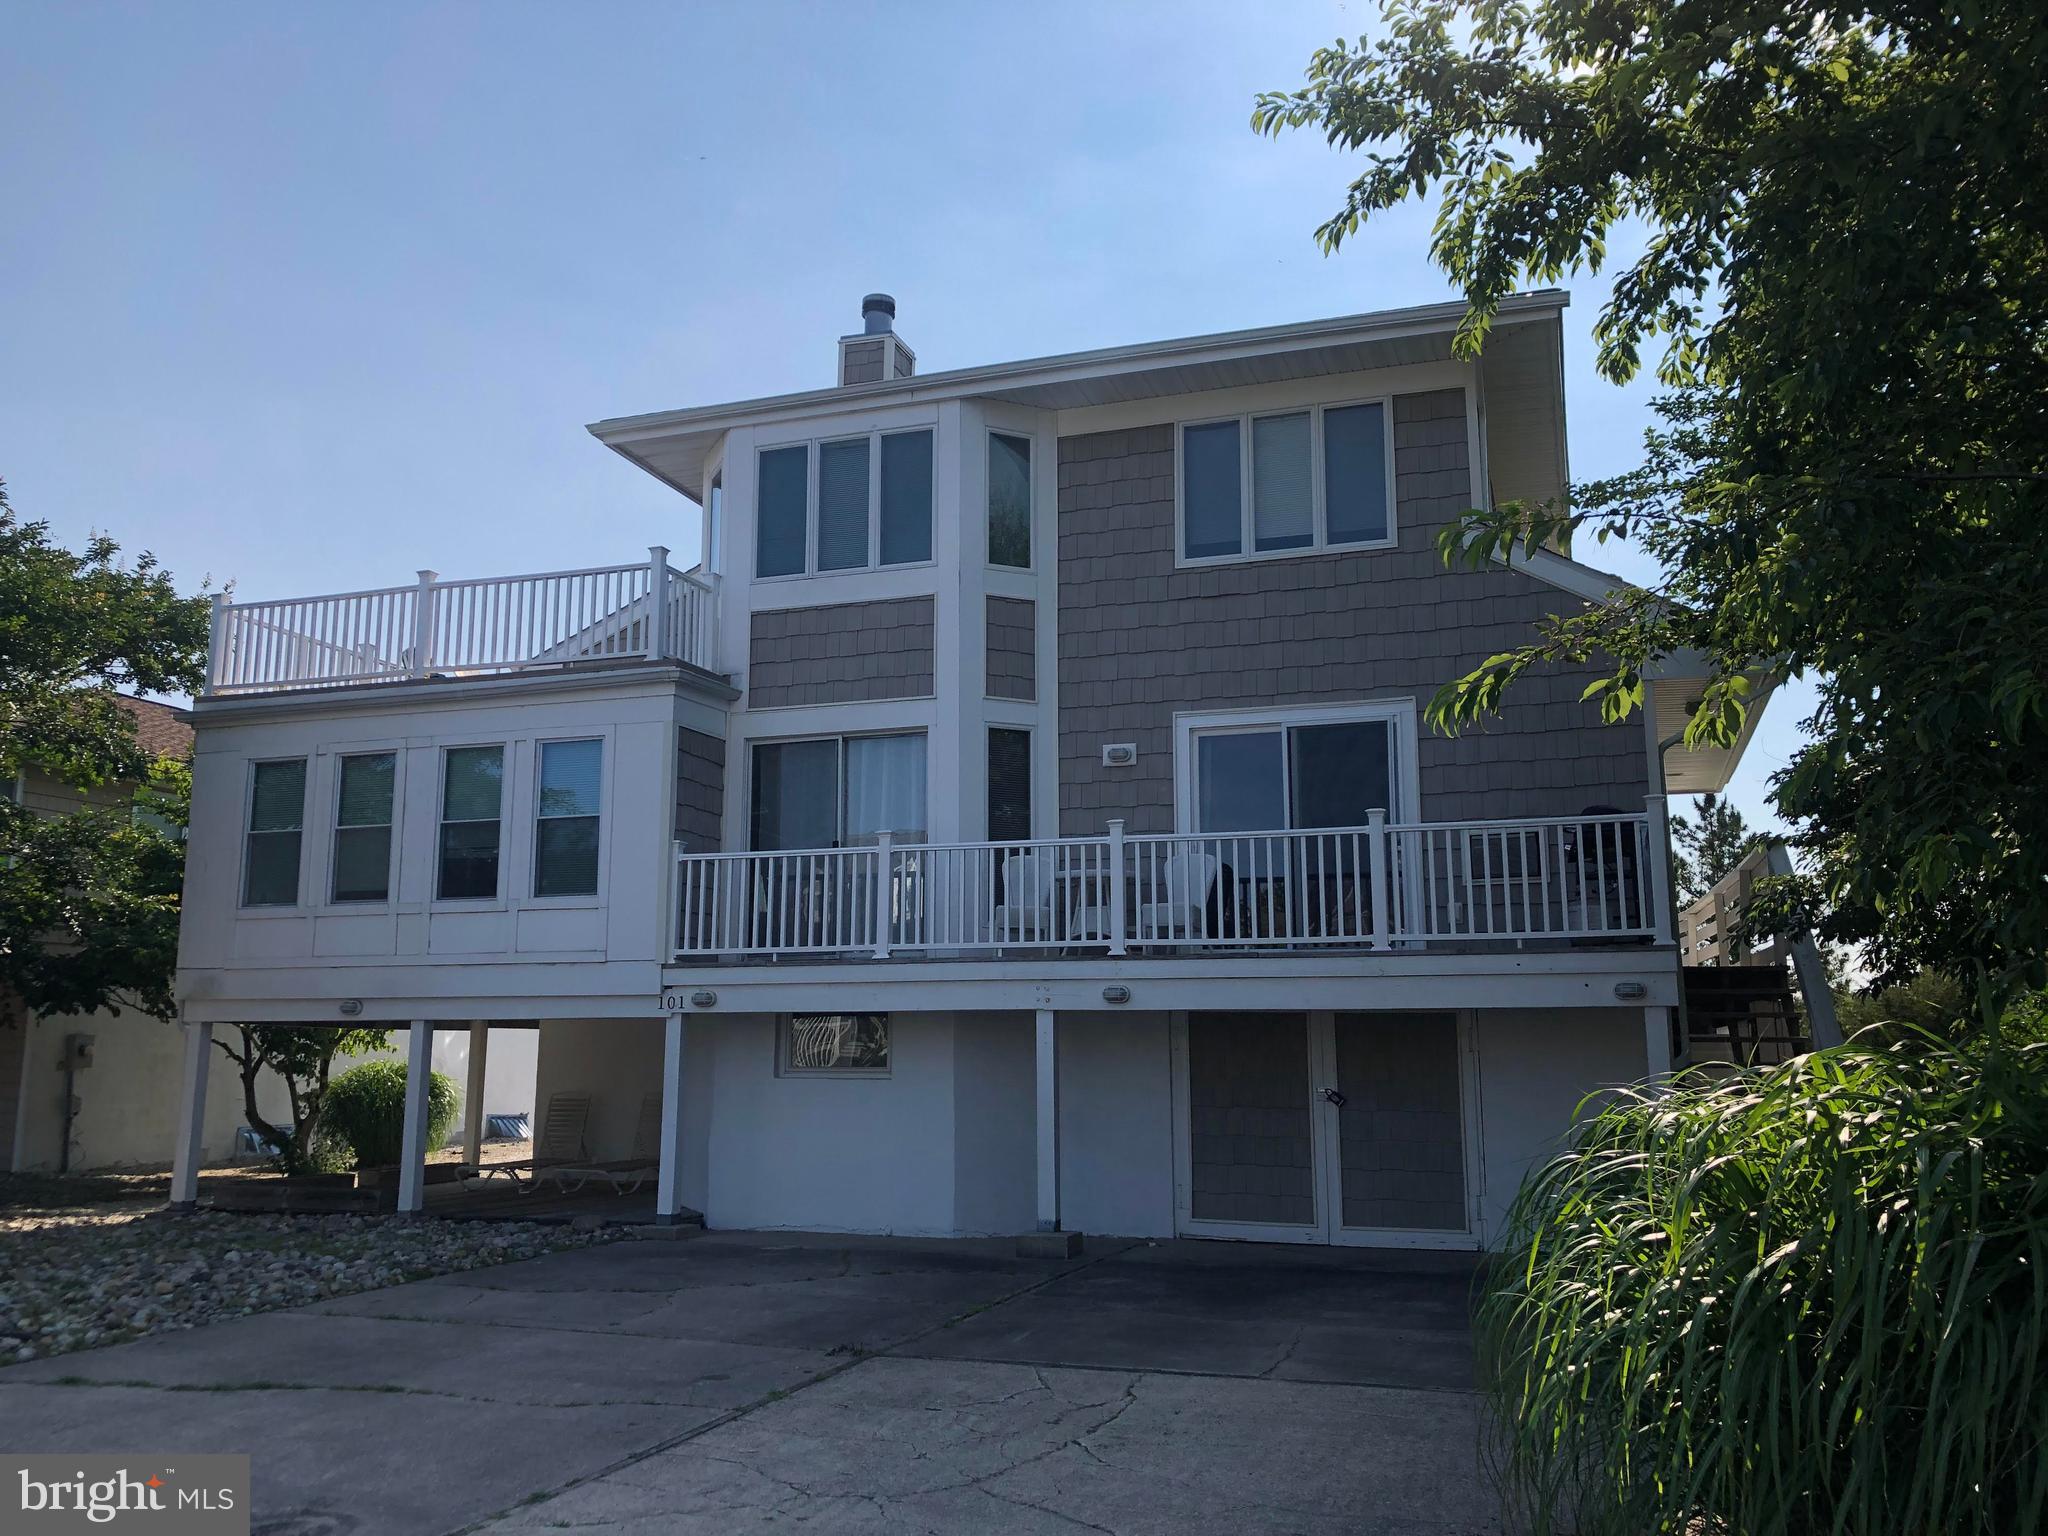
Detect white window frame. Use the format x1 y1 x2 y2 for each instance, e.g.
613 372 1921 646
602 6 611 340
434 741 508 905
329 749 400 906
1171 699 1421 835
985 427 1034 572
240 756 309 910
1173 396 1399 569
530 735 606 903
776 1012 893 1078
755 426 938 582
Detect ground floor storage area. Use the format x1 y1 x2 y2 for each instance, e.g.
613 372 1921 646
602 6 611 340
528 1004 1655 1248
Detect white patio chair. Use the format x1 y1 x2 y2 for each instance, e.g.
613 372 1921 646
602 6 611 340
1139 849 1220 942
540 1092 662 1195
991 849 1056 943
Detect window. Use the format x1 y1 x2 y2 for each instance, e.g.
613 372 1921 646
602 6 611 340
437 745 504 900
988 432 1032 568
242 758 306 906
1189 712 1403 833
534 739 602 897
1178 400 1396 563
755 429 934 578
332 752 396 902
750 732 926 850
987 727 1031 842
781 1013 890 1075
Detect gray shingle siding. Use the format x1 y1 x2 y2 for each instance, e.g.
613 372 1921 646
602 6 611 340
748 597 936 708
985 596 1036 701
1055 388 1648 835
841 339 885 386
675 727 726 854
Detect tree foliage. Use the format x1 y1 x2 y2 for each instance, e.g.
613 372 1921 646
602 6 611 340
1256 1 2048 997
321 1060 460 1170
1478 1026 2048 1535
213 1024 391 1175
1670 791 1765 907
0 483 213 1018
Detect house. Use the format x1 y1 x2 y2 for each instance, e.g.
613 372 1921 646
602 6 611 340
1 698 291 1174
169 291 1769 1246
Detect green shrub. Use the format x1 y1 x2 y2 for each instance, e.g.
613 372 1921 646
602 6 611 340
1479 1027 2048 1535
320 1060 459 1169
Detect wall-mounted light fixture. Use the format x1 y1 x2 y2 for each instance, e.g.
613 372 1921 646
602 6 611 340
1613 981 1648 1001
1102 985 1131 1005
338 999 364 1017
1101 744 1137 768
691 989 719 1008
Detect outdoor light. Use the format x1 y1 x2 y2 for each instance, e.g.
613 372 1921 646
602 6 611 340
338 999 364 1017
691 989 718 1008
1613 981 1648 1001
1102 985 1131 1005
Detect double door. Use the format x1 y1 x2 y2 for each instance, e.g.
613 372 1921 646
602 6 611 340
1170 1010 1480 1248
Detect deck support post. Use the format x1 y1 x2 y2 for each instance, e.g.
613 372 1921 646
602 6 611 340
655 1013 691 1225
871 831 894 959
1644 1005 1675 1079
646 545 670 660
1366 808 1390 949
462 1022 488 1173
396 1021 434 1215
1034 1009 1060 1232
1645 793 1675 944
411 570 438 678
1106 820 1127 956
169 1020 212 1210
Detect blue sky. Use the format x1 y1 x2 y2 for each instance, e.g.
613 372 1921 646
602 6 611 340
0 0 1805 828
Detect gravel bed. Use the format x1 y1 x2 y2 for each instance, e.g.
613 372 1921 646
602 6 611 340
0 1207 622 1364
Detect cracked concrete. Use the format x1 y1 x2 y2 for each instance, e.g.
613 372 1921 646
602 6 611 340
0 1232 1501 1534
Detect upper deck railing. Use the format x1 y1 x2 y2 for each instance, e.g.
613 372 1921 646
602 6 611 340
204 546 718 696
672 804 1675 962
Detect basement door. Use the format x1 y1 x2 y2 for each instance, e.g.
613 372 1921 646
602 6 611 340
1169 1011 1482 1249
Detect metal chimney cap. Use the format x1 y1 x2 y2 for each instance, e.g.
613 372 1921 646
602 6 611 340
861 293 896 334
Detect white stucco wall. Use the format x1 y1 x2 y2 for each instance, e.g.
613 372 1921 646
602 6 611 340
11 1012 293 1173
1474 1007 1648 1242
1057 1011 1177 1238
949 1012 1036 1236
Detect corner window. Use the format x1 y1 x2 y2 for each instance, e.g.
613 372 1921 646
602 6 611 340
988 432 1032 568
750 731 926 851
780 1013 890 1075
332 752 396 902
242 758 307 906
1178 400 1396 563
534 738 602 897
437 745 504 900
755 429 933 579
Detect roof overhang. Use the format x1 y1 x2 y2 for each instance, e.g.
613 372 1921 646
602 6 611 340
589 290 1570 502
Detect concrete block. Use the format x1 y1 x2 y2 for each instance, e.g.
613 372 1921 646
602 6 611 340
1015 1230 1084 1259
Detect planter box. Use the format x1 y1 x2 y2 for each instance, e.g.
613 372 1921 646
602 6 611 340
354 1162 466 1193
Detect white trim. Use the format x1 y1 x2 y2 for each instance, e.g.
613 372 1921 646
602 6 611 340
1171 698 1422 834
1172 397 1398 570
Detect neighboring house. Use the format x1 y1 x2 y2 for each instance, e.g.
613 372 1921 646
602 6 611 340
1 698 291 1174
170 291 1769 1246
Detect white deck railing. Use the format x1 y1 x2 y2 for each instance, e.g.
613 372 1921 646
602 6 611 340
204 546 719 695
672 804 1674 961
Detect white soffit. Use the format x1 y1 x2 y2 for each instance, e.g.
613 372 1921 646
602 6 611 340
590 291 1570 501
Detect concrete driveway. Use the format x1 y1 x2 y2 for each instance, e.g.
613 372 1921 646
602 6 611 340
0 1232 1502 1535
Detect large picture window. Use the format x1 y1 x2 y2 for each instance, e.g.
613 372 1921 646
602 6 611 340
755 429 934 578
750 732 926 850
437 745 504 900
1177 399 1396 564
331 752 396 903
242 758 307 907
534 738 602 897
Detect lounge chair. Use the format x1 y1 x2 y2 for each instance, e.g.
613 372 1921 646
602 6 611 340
464 1092 589 1186
538 1093 663 1194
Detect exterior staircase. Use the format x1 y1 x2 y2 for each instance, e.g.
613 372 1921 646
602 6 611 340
1683 965 1809 1067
